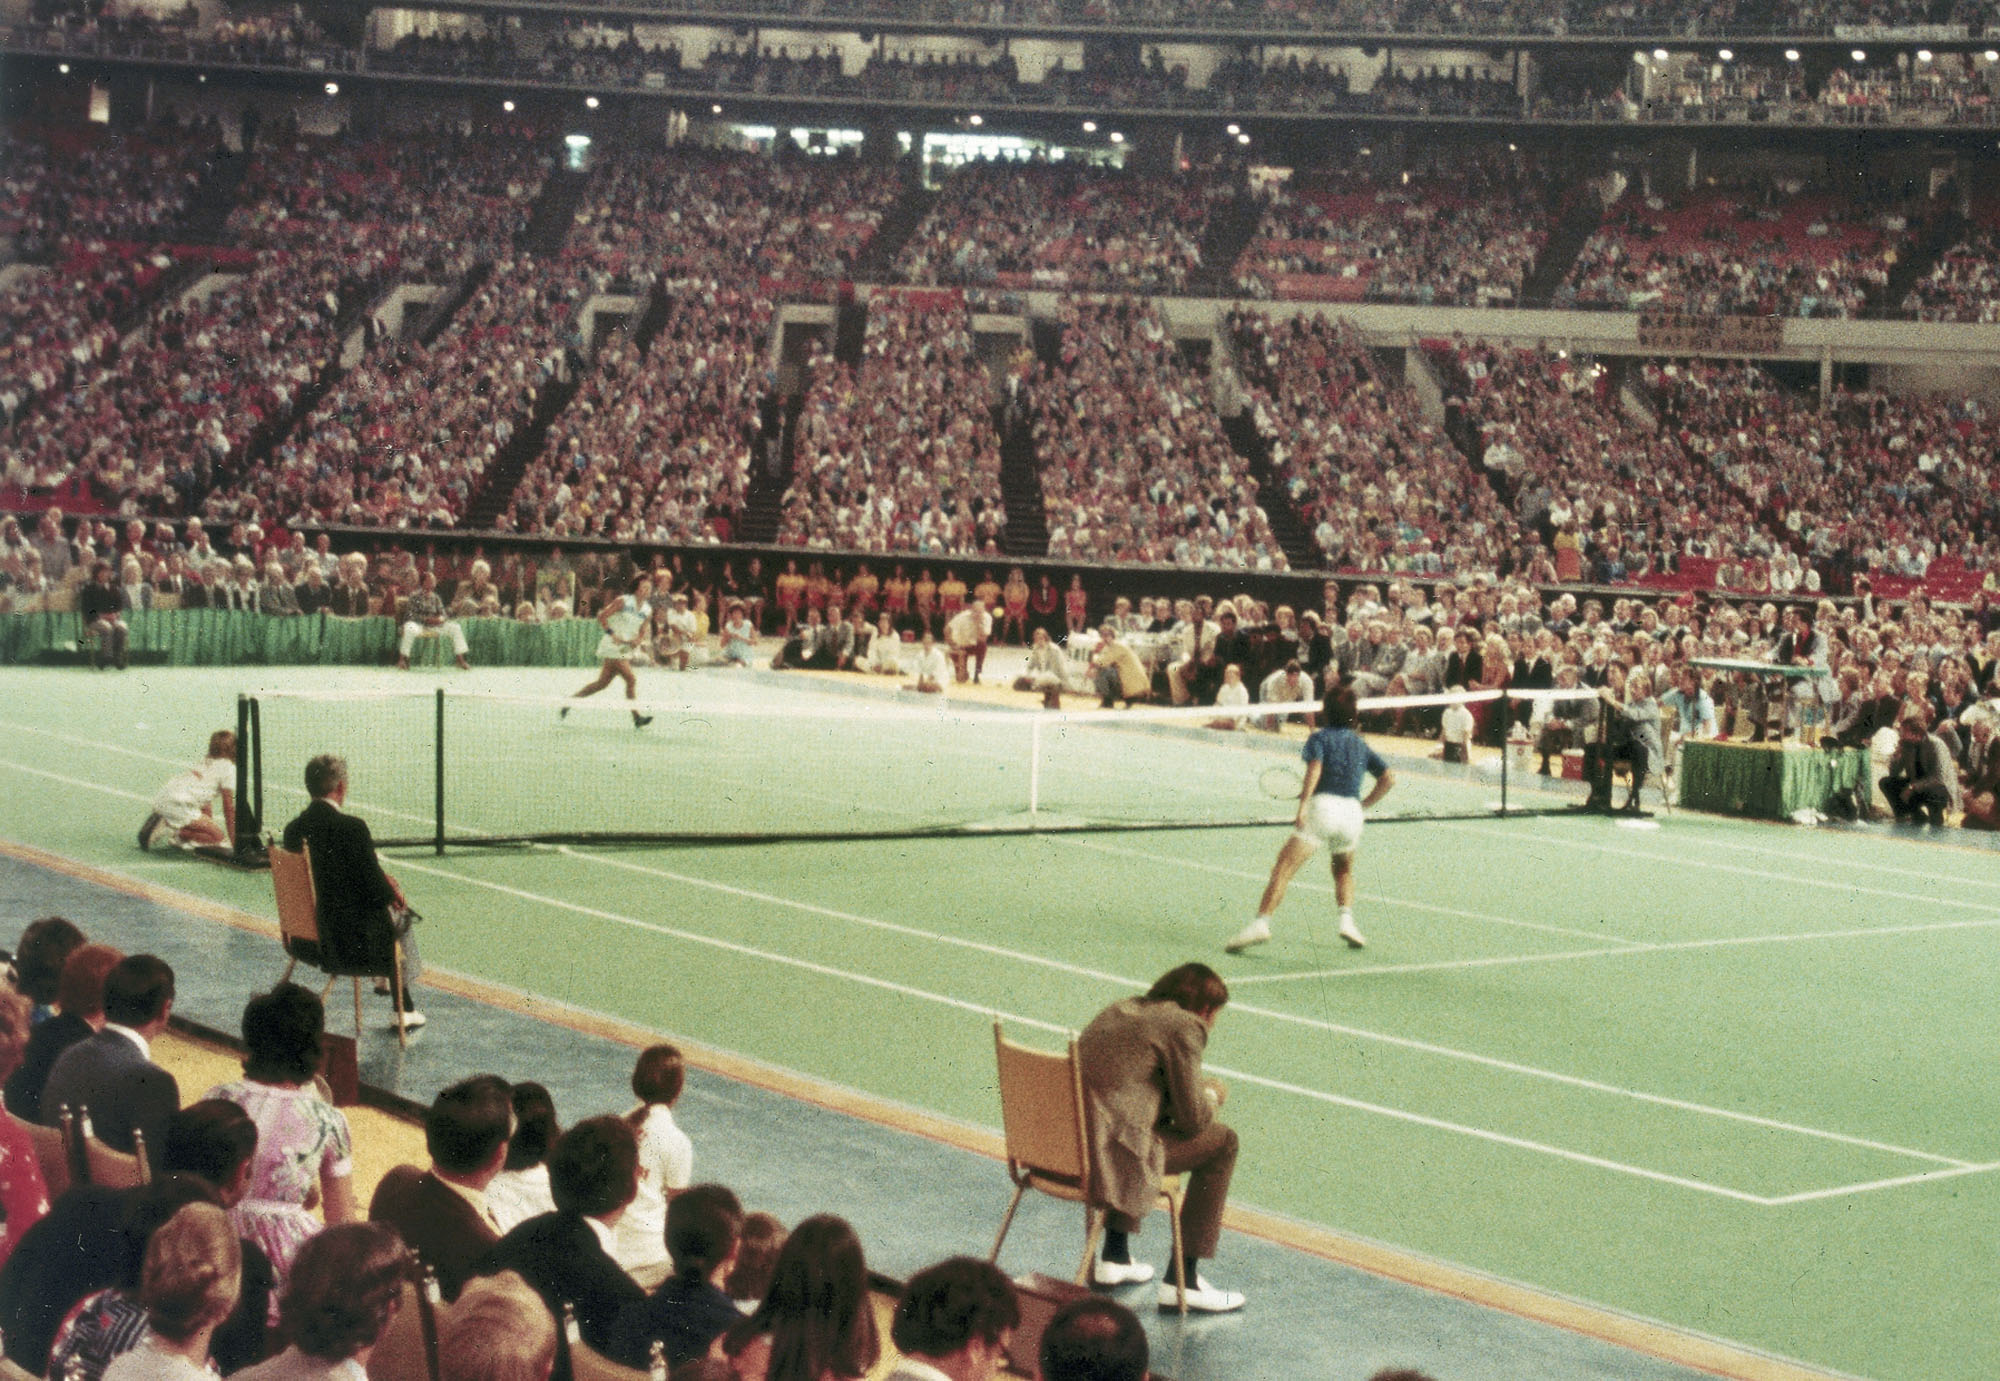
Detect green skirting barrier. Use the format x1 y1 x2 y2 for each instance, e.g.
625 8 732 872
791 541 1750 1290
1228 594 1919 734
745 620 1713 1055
1678 740 1868 819
0 610 601 668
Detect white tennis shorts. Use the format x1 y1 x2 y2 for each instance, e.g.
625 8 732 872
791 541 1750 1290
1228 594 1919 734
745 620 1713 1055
1292 793 1364 855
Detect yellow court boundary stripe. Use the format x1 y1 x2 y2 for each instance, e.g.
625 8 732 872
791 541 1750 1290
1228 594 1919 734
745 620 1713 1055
0 837 1856 1381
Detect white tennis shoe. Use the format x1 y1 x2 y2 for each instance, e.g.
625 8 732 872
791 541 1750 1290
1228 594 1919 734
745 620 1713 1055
1338 917 1367 949
1223 919 1271 954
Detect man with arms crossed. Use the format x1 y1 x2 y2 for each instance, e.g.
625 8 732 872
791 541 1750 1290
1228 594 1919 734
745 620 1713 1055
1228 685 1394 953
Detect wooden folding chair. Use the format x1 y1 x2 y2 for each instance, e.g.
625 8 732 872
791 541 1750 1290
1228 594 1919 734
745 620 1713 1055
83 1126 150 1189
25 1118 68 1198
272 844 410 1048
989 1021 1187 1313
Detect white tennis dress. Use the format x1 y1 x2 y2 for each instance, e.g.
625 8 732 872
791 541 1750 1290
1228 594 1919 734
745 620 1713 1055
597 597 651 662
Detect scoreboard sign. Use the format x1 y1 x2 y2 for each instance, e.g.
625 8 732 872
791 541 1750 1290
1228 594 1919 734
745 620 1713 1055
1635 313 1785 355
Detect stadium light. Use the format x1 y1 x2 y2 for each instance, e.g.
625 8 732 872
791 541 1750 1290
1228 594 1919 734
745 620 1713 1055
1082 120 1097 132
1237 133 1250 145
1988 49 1999 61
503 100 515 112
1784 48 1801 61
1718 48 1733 61
197 73 206 82
1652 47 1668 61
324 81 339 95
1226 123 1240 135
585 96 600 108
57 62 69 73
968 113 983 126
1109 131 1124 143
1917 49 1933 61
711 103 723 114
1507 141 1518 151
1851 48 1866 61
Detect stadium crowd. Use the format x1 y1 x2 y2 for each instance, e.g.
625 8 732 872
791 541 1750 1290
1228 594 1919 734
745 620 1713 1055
1024 297 1286 570
779 293 1007 552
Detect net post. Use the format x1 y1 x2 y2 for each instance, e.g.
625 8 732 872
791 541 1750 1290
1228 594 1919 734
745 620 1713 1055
434 688 446 856
1497 690 1510 817
233 695 260 854
1029 714 1042 823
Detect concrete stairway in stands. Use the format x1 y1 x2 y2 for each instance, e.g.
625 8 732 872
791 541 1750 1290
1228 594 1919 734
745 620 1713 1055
1519 186 1606 307
736 394 801 544
520 168 589 256
995 403 1049 557
851 176 934 281
1189 188 1264 295
1219 411 1318 571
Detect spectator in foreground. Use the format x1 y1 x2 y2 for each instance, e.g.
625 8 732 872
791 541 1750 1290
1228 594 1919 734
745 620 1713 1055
101 1203 241 1381
885 1256 1018 1381
42 954 180 1176
710 1214 877 1381
6 940 120 1125
80 561 132 670
0 990 50 1271
438 1271 556 1381
1038 1297 1146 1381
723 1212 786 1310
206 984 356 1295
233 1223 413 1381
608 1183 744 1371
615 1044 694 1284
369 1075 510 1301
11 915 86 1022
488 1082 561 1234
478 1115 645 1358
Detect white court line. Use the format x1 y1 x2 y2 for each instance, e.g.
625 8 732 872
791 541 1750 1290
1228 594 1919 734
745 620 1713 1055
1441 822 2000 916
1064 837 1646 948
1229 915 2000 986
1202 1063 1771 1204
1668 829 2000 891
1761 1161 2000 1205
3 751 1984 1203
555 843 1973 1171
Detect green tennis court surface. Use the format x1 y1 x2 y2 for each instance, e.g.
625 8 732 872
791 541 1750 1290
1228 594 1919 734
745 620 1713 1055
4 665 1996 1381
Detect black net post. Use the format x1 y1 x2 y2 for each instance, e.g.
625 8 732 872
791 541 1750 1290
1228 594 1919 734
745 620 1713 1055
233 695 261 853
435 688 446 856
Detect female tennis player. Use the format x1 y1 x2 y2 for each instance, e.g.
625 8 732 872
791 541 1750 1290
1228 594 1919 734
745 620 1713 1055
1227 686 1394 954
565 575 655 728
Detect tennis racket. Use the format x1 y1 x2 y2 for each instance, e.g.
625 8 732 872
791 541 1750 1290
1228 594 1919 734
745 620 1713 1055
1260 764 1305 800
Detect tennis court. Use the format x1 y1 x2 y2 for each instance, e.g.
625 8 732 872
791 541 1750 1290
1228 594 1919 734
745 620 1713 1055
3 663 1996 1381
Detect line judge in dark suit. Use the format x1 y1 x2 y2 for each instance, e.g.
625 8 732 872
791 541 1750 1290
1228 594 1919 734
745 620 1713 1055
281 752 427 1028
39 954 179 1176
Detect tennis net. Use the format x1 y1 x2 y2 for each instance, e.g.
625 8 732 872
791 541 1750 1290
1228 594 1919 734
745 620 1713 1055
235 683 1602 850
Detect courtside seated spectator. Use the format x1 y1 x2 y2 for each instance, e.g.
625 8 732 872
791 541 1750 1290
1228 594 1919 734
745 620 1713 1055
369 1074 510 1302
709 1214 877 1380
7 941 121 1125
488 1083 561 1234
438 1271 557 1381
885 1257 1018 1381
1038 1297 1147 1381
232 1224 414 1381
10 914 85 1021
42 953 179 1176
607 1184 745 1372
723 1212 786 1310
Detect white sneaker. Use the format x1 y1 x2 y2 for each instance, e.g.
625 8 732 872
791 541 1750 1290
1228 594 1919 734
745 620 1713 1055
1090 1259 1155 1287
1224 919 1271 954
394 1011 427 1031
1338 918 1367 949
1160 1274 1245 1313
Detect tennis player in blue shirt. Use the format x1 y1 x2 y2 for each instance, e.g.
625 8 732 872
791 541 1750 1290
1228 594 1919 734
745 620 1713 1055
1227 685 1395 954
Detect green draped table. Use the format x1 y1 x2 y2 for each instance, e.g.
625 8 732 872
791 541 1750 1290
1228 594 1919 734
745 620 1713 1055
1678 740 1868 819
1 610 602 668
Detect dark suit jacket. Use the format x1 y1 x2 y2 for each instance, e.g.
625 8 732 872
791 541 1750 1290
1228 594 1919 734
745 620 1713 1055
369 1166 499 1303
479 1212 644 1358
40 1028 178 1175
283 798 399 972
4 1010 92 1124
607 1275 741 1372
